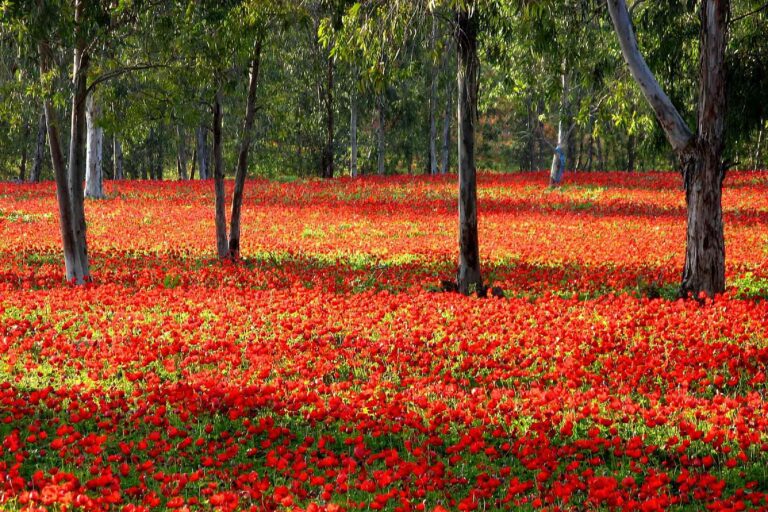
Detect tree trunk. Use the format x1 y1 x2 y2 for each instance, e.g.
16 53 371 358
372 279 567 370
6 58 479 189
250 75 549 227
350 71 358 177
455 7 482 295
65 0 91 284
113 135 123 180
229 39 262 260
154 125 164 180
321 53 334 179
40 39 83 284
627 132 636 171
426 15 439 175
30 111 46 182
607 0 728 297
441 78 452 174
190 147 197 179
196 125 209 179
176 125 189 180
549 67 569 186
377 94 386 175
755 121 764 169
680 0 729 297
85 90 105 198
213 88 228 259
18 122 30 182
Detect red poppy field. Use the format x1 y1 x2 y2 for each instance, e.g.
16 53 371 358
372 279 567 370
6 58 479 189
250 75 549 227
1 171 768 511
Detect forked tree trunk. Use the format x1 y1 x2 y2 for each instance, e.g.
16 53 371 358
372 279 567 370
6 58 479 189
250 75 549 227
85 90 105 198
66 0 91 283
229 39 263 259
212 89 228 259
607 0 728 297
30 111 46 182
456 7 482 294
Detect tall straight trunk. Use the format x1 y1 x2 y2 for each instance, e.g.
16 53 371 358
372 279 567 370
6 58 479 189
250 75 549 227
154 125 164 180
176 125 189 180
190 148 197 179
441 78 452 174
30 111 46 182
65 0 91 283
627 132 636 171
426 15 438 175
229 40 262 259
607 0 728 297
113 135 123 180
350 72 358 177
212 89 228 259
18 122 30 182
755 122 764 169
549 66 569 186
196 125 209 179
85 90 105 198
321 53 334 179
377 94 386 175
455 7 482 294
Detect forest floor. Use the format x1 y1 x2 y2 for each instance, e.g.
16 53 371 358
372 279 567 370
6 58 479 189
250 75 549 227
1 171 768 511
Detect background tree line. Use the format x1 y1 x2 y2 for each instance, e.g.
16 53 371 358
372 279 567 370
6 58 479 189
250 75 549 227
2 0 765 185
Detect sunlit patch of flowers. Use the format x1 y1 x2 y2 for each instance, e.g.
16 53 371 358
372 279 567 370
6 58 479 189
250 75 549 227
0 171 767 511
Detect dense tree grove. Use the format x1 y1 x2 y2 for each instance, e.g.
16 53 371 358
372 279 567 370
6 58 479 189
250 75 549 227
1 0 766 295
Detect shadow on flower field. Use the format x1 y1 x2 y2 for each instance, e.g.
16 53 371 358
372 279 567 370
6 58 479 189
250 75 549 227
1 171 768 511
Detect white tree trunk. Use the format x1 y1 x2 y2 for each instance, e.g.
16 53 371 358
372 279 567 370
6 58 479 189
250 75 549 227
549 67 569 186
427 15 438 175
30 112 46 182
196 125 209 179
85 90 105 198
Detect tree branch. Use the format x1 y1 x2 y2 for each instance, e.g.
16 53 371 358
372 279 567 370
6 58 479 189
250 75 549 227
86 63 169 95
731 1 768 23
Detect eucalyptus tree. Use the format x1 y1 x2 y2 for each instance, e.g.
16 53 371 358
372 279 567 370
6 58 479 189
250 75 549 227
607 0 730 297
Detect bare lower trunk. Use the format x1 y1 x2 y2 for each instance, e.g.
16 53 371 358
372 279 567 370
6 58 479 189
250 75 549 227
549 67 569 186
18 122 30 182
196 125 209 179
213 89 228 259
755 122 764 169
350 81 358 177
680 0 729 297
456 7 482 294
85 90 105 198
377 94 385 175
229 40 262 260
65 0 91 284
426 15 438 175
176 125 188 180
30 112 46 182
441 80 452 174
113 136 123 180
627 132 636 171
321 53 334 179
190 148 197 179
